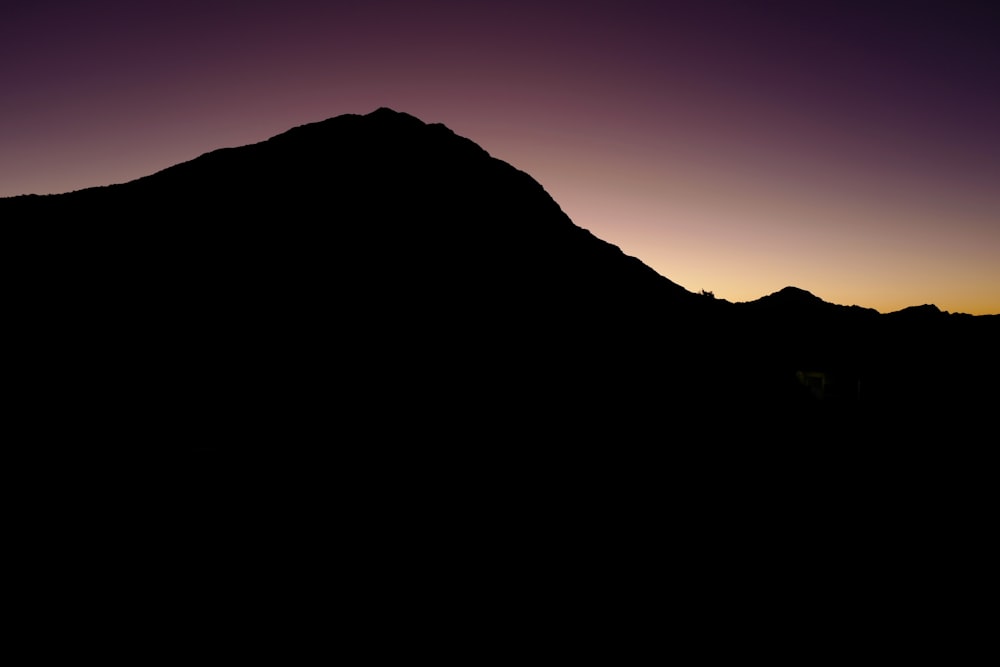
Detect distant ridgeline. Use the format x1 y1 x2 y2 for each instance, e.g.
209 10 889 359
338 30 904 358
4 107 998 445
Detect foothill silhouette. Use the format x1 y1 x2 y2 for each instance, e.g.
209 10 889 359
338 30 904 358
4 108 996 460
6 109 994 644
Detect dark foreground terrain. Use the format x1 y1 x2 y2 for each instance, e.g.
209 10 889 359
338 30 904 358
5 111 995 652
6 108 995 443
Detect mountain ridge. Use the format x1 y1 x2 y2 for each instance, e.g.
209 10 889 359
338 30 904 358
8 108 994 646
3 107 990 317
4 107 997 443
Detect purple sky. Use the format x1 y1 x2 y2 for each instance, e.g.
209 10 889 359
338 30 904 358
3 0 998 313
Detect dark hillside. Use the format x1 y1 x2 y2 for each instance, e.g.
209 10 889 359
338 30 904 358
5 111 996 642
4 108 997 449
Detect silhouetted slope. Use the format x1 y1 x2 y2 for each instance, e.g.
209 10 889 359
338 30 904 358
10 110 999 659
7 111 998 641
5 108 710 445
730 286 999 424
4 107 998 448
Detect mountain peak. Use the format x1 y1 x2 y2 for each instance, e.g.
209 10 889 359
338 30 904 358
2 108 997 441
754 286 824 306
775 286 820 300
366 106 426 124
887 303 944 318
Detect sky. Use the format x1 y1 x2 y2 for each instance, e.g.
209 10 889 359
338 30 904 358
3 0 998 314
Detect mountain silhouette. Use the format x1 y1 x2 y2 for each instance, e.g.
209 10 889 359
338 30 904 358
9 108 995 649
4 107 997 450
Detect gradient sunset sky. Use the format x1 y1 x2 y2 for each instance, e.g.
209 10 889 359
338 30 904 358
3 0 998 314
